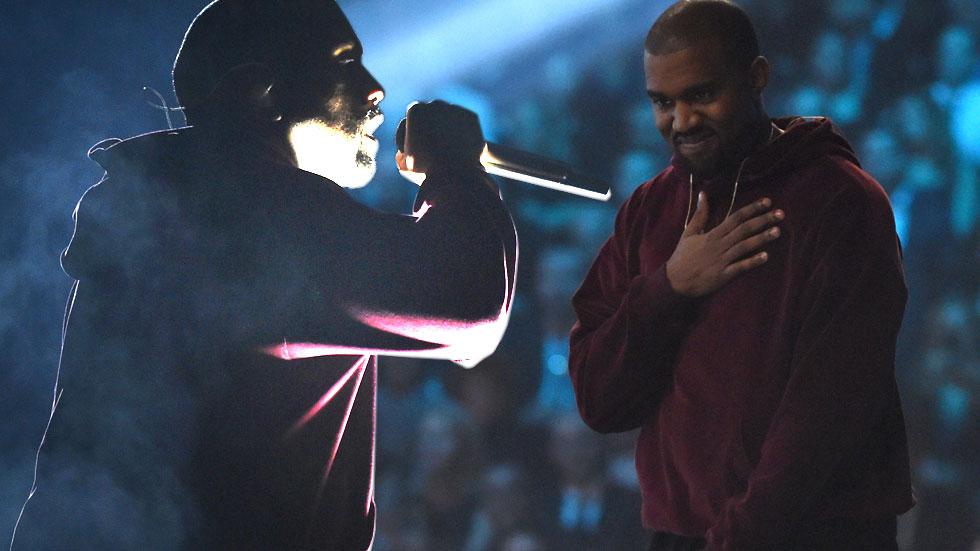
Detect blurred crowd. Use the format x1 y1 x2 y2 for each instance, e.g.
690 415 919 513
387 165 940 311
360 1 980 549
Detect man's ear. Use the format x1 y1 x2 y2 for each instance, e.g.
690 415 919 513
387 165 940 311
207 63 283 122
748 56 770 99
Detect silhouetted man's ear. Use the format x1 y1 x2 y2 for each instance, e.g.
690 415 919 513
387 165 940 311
205 63 283 122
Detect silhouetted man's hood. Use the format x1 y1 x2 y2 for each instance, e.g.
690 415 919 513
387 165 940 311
63 129 185 281
61 125 298 283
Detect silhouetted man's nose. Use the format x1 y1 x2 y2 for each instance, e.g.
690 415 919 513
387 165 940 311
363 68 384 107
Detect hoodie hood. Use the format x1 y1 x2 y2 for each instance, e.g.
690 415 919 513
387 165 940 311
669 117 861 190
62 124 291 282
62 129 190 281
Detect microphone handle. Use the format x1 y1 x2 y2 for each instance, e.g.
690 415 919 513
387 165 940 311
480 142 611 202
395 115 609 201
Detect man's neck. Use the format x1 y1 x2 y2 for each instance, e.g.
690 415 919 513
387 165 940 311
742 114 775 158
691 116 772 180
716 114 774 175
194 114 296 167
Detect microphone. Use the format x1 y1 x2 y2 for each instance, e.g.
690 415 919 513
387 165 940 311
478 142 611 202
395 115 611 202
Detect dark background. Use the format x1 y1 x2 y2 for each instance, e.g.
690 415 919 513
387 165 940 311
2 1 978 549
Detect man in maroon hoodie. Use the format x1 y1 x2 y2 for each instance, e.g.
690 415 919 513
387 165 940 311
13 1 516 550
568 1 913 549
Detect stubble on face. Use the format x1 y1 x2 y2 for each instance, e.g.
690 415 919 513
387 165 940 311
284 37 384 187
323 86 381 169
288 87 381 187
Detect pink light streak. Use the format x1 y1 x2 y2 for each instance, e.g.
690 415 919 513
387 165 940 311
264 306 509 367
365 360 377 516
320 356 368 484
285 354 376 537
264 248 515 367
351 309 508 368
285 357 366 438
345 249 514 366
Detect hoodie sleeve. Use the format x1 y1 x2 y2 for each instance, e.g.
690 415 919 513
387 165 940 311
261 164 518 367
62 133 516 367
567 194 700 433
705 175 908 549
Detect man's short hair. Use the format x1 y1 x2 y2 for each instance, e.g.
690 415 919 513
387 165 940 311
172 0 349 116
644 0 760 70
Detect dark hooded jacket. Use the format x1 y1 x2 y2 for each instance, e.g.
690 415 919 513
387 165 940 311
569 117 913 550
15 123 516 550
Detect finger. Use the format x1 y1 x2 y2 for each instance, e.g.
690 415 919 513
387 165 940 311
723 225 780 263
714 197 772 235
684 192 709 236
725 209 784 246
395 118 407 152
402 100 484 168
395 150 410 171
720 251 769 280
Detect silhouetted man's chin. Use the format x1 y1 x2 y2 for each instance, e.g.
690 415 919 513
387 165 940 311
348 156 376 187
288 121 378 188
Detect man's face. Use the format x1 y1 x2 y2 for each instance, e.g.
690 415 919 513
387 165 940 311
644 40 758 178
285 15 385 188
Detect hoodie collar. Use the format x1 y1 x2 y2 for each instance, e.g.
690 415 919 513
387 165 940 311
88 118 296 176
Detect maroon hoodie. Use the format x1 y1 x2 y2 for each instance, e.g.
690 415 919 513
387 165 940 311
569 117 914 549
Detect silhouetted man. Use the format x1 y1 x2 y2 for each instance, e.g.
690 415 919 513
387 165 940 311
14 1 516 549
568 1 913 549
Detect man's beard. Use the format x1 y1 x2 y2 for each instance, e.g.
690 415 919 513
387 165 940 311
347 138 378 188
682 122 759 179
287 116 378 188
355 148 375 169
345 108 382 185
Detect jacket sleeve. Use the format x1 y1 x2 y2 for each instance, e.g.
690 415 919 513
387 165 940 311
705 182 908 549
262 165 518 367
568 196 699 433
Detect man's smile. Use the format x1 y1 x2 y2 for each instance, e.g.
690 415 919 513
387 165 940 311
674 130 717 156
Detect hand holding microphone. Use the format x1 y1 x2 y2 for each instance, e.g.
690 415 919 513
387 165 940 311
396 100 611 201
395 100 485 177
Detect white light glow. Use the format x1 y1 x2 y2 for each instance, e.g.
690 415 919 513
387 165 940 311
412 200 433 219
288 120 377 189
483 164 612 202
479 147 612 201
398 168 427 186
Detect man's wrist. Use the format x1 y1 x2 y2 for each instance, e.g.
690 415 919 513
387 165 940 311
631 264 698 320
664 259 694 297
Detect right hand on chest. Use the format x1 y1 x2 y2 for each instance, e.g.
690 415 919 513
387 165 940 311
665 193 784 297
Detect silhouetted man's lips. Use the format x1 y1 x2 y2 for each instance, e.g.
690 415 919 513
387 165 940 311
362 111 384 141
